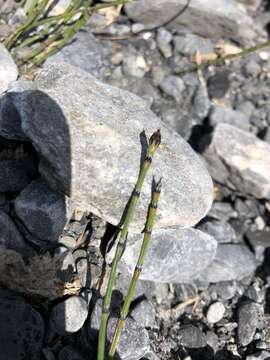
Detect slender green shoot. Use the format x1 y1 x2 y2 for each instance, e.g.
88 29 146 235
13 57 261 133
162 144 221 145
108 178 162 359
180 39 270 74
97 130 161 360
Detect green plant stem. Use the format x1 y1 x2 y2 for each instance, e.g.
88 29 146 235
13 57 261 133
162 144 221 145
108 178 162 359
97 130 161 360
180 39 270 74
5 0 53 49
17 0 82 48
21 0 128 66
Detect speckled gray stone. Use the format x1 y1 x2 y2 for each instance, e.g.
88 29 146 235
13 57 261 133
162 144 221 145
122 228 217 283
12 62 213 231
237 302 263 346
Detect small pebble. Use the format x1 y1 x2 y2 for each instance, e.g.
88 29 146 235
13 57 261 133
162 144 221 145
207 302 226 324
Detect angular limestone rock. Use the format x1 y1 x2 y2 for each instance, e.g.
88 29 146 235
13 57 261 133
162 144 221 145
11 62 213 230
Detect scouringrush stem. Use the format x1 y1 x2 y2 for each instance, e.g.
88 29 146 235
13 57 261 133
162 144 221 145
97 130 161 360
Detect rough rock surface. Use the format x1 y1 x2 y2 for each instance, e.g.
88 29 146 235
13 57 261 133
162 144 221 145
0 290 44 360
122 228 217 283
125 0 256 44
14 178 74 242
0 44 18 94
11 62 213 231
0 210 33 256
45 32 107 79
0 159 37 192
199 244 257 282
203 123 270 199
237 302 263 346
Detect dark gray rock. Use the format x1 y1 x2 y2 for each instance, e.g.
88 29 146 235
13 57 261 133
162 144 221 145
199 244 256 282
125 0 256 44
14 178 74 242
237 302 263 346
50 295 88 335
0 93 28 140
197 220 236 243
0 210 34 255
209 106 250 131
0 80 37 140
14 62 213 231
58 345 88 360
130 299 157 328
0 159 37 192
178 324 207 348
207 70 230 99
246 230 270 262
159 75 185 102
122 228 217 283
203 123 270 199
0 44 18 94
0 289 44 360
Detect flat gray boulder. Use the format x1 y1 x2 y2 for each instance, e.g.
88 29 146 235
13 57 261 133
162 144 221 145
125 0 256 44
122 228 217 283
11 62 213 231
203 123 270 199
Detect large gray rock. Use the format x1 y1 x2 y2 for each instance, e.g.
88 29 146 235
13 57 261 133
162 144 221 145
198 244 256 282
125 0 256 44
122 228 217 283
0 210 34 256
203 123 270 199
11 62 213 231
0 290 44 360
14 178 74 242
0 44 18 94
